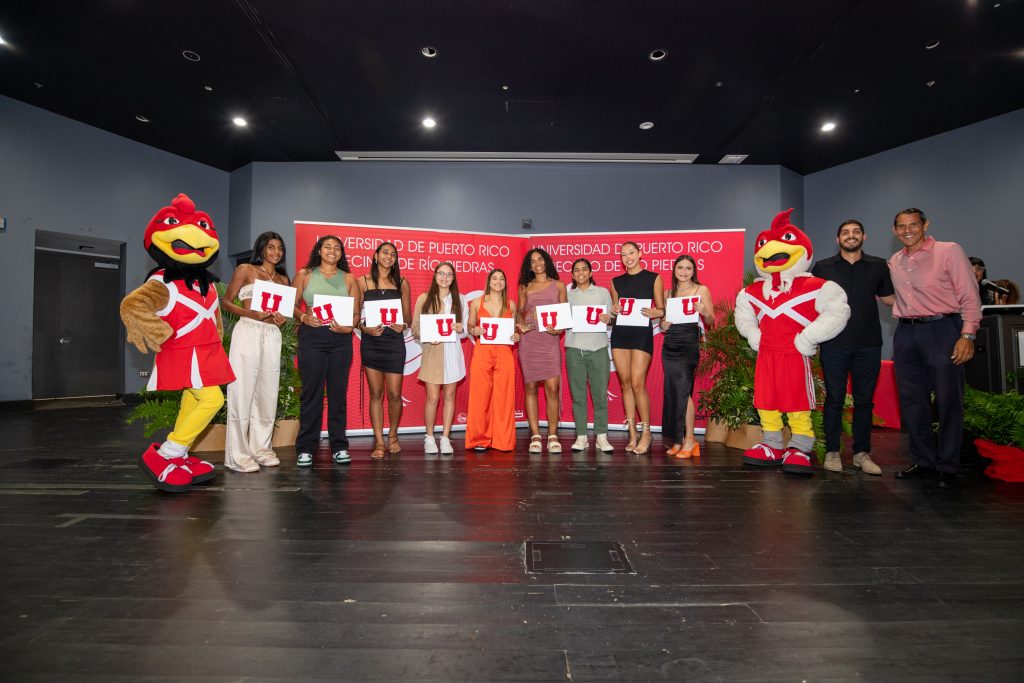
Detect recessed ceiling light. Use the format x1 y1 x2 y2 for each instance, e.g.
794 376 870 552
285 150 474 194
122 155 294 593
718 154 748 164
232 117 248 127
422 117 437 129
203 85 213 92
421 46 438 58
648 49 667 61
926 80 936 87
821 121 837 132
135 115 150 123
925 40 941 50
714 81 724 87
0 33 6 46
854 88 861 93
502 85 509 91
639 121 654 130
182 50 201 62
33 82 44 88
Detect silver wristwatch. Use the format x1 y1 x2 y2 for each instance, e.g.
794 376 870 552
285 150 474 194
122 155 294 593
960 333 976 341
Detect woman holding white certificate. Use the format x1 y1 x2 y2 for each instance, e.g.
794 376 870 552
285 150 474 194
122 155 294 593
220 231 290 473
291 236 360 468
659 255 713 458
517 248 569 454
565 259 614 453
357 242 412 458
609 241 665 455
466 269 520 451
412 262 466 455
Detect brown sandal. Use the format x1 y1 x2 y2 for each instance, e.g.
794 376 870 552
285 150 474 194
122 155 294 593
371 442 386 458
388 436 402 454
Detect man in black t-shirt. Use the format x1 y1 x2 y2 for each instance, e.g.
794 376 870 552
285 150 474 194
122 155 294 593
811 220 895 475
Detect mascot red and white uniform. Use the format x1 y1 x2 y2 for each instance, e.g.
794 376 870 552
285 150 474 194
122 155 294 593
734 209 850 475
120 194 235 492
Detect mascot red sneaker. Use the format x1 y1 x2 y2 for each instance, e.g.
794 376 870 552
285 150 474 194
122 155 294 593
735 209 850 476
120 194 235 492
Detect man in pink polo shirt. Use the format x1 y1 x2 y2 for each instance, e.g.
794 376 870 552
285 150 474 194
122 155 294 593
888 208 982 488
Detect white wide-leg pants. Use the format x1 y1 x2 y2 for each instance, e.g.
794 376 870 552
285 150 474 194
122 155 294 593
225 317 282 470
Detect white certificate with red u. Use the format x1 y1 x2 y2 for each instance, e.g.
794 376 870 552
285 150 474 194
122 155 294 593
364 299 405 327
420 314 458 343
249 280 297 318
664 296 701 324
478 317 515 345
572 304 608 333
533 302 573 331
615 297 651 327
311 294 354 326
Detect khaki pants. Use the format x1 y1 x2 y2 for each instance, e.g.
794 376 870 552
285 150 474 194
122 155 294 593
225 317 282 469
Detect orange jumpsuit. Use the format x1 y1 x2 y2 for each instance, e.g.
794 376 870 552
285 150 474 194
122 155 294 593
465 306 516 450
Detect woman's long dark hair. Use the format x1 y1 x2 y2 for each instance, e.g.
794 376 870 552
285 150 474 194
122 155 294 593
370 241 402 288
518 248 559 287
483 268 509 314
303 235 349 272
423 262 463 323
569 258 597 289
250 231 289 278
670 254 701 297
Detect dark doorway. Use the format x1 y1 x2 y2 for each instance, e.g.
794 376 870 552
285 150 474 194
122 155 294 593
32 234 123 399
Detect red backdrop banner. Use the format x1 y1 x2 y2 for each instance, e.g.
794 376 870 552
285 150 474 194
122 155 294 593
294 222 744 435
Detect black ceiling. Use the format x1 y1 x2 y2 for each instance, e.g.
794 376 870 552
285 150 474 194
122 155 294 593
2 1 1022 174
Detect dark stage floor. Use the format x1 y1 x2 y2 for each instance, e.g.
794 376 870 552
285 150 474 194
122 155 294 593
2 405 1024 681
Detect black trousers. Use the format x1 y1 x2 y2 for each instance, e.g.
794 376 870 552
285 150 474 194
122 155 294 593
296 326 353 454
893 315 965 473
819 343 881 454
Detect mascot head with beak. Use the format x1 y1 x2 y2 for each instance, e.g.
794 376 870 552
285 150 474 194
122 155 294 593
143 193 220 296
753 208 813 292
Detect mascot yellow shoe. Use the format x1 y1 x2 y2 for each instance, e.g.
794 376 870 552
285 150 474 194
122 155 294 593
734 209 850 476
120 194 235 492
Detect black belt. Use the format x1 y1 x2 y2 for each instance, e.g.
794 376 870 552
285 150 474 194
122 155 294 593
898 313 957 324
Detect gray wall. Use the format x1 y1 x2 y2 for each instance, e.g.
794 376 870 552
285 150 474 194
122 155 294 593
232 161 797 268
0 95 230 401
805 107 1024 357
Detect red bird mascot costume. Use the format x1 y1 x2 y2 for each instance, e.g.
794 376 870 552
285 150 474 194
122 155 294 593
734 209 850 475
120 194 235 492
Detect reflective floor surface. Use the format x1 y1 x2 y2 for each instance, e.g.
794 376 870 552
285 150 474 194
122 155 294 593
2 405 1023 681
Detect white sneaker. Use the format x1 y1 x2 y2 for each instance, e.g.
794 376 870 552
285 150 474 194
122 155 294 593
853 451 882 475
823 452 843 472
571 436 589 451
424 435 439 454
595 433 614 453
296 452 313 468
439 436 454 455
332 450 350 464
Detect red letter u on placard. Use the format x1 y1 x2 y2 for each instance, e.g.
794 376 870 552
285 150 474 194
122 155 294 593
436 318 453 336
312 303 334 323
585 307 601 325
682 298 698 316
619 298 635 316
380 308 397 325
261 292 282 313
540 312 557 329
482 323 497 341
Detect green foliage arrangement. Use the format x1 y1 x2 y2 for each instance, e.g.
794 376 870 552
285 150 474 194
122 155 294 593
127 282 301 434
696 295 759 429
963 386 1024 447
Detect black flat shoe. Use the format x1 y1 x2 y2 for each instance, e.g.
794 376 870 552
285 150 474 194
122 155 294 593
895 464 936 480
936 471 959 489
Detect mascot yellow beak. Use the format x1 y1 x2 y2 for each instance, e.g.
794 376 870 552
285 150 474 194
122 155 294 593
755 240 806 273
149 224 220 265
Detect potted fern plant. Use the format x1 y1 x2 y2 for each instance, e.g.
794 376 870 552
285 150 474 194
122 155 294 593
963 386 1024 482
